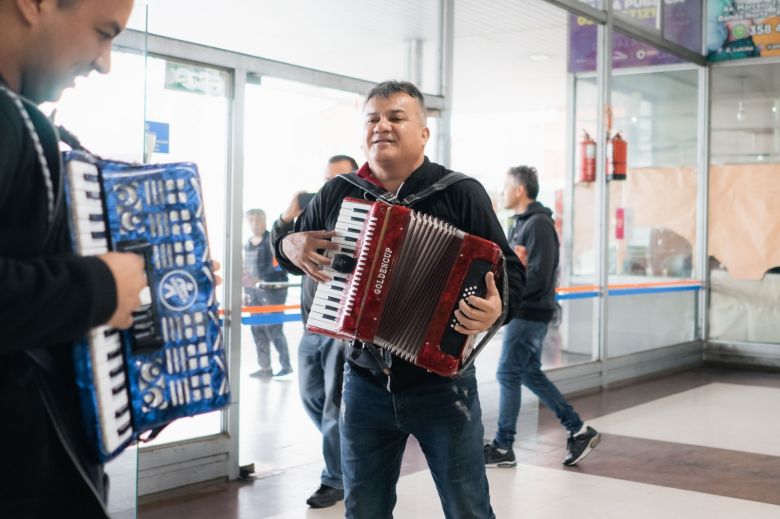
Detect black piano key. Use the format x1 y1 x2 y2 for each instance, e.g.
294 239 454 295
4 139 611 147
322 314 337 321
327 296 340 303
107 348 122 360
85 191 101 200
83 173 99 183
343 236 358 243
91 231 107 240
324 304 339 312
89 214 104 222
109 364 124 378
132 320 154 331
114 404 130 419
112 381 127 395
103 328 120 337
340 248 356 256
117 420 132 436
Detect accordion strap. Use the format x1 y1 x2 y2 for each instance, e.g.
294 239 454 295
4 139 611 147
337 171 470 207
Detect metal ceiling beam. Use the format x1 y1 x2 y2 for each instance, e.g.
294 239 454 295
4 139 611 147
114 29 447 111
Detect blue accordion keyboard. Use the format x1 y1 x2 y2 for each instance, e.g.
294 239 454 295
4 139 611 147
63 150 230 462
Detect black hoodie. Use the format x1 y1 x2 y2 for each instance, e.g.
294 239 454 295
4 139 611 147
508 201 559 322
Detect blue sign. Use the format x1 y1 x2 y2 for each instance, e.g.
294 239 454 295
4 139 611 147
144 120 170 154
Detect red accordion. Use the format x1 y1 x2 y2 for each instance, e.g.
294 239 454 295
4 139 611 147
307 198 503 377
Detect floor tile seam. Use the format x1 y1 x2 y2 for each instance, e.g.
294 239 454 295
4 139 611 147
514 433 780 506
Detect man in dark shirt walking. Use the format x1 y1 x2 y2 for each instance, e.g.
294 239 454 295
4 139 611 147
484 165 601 469
271 154 358 508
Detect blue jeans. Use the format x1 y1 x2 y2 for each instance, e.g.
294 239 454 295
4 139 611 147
298 331 344 490
494 318 583 450
340 364 494 519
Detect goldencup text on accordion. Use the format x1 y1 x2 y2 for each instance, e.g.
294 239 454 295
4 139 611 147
307 197 503 377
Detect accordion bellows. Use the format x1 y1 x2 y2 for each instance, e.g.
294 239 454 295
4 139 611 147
307 198 503 377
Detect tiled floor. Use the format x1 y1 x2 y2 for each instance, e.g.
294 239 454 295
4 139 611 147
138 331 780 518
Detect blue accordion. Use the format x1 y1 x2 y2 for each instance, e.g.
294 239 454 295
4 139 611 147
62 150 230 462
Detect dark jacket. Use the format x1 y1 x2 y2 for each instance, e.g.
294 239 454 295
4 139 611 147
0 85 116 517
271 217 317 324
274 157 526 391
244 230 288 284
508 201 559 322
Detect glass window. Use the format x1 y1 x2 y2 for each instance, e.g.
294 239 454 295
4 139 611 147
709 63 780 344
453 0 597 370
240 77 364 467
141 0 442 95
606 33 700 357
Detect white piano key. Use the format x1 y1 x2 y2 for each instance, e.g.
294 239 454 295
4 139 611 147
86 324 132 455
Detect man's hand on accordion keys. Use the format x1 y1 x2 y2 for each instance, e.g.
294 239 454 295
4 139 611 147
100 252 148 330
281 230 339 283
453 271 502 336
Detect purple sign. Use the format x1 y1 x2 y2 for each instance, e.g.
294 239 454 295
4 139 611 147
568 0 703 73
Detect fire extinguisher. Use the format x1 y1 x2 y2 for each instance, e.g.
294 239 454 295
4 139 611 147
608 132 627 181
580 130 596 183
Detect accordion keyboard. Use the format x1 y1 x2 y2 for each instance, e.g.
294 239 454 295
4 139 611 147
65 160 134 455
308 200 371 331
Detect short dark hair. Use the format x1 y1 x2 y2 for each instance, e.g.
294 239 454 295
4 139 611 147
507 166 539 200
328 155 358 170
245 208 265 218
365 80 427 119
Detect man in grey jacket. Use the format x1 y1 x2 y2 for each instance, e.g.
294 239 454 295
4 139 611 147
484 165 601 468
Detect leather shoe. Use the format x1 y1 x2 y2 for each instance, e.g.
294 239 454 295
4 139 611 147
306 484 344 508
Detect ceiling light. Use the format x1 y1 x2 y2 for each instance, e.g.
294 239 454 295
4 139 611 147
529 53 551 62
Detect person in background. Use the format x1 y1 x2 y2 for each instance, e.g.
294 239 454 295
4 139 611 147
484 165 601 469
269 154 357 508
244 208 292 377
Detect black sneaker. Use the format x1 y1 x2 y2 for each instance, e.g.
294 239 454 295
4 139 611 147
306 484 344 508
563 426 601 466
274 366 293 377
249 368 272 378
484 442 517 468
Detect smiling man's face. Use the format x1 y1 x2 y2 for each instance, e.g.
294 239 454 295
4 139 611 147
361 92 429 172
20 0 134 102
